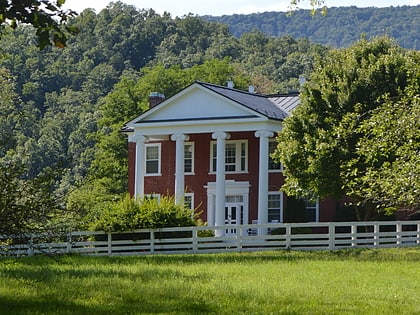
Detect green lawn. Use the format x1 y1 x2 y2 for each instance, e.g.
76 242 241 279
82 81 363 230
1 248 419 315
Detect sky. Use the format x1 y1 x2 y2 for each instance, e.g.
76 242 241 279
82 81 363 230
63 0 420 16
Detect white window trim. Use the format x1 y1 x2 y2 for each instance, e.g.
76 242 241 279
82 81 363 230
145 143 161 176
268 191 283 223
184 142 195 175
184 193 194 210
268 140 283 172
209 140 248 174
144 193 161 202
305 199 319 222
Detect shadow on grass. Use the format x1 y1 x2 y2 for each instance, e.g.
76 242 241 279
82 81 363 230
0 257 221 314
2 246 420 267
0 257 212 283
0 294 219 315
128 247 420 264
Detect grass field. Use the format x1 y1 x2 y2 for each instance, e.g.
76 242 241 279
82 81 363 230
0 248 419 315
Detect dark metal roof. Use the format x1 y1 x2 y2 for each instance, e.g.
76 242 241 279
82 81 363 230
197 81 299 121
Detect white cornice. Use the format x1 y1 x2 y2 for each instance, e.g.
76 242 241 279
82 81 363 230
131 119 281 136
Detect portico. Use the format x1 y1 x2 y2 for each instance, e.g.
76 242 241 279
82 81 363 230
129 129 276 235
122 81 300 235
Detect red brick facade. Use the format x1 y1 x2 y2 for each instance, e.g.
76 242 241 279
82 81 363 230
128 131 338 223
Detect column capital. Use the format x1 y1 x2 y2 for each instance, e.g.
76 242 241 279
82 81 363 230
132 135 149 143
171 133 190 142
212 131 231 140
255 130 274 138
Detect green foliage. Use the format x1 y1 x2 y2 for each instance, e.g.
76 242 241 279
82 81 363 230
284 197 307 223
90 195 196 232
344 66 420 212
65 177 122 230
237 32 328 93
0 159 66 236
0 0 78 49
275 36 420 214
205 6 420 50
0 68 18 156
154 14 238 68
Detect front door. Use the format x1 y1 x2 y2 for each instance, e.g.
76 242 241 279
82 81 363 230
225 203 243 235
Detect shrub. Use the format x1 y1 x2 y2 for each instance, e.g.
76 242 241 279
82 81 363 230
90 195 196 232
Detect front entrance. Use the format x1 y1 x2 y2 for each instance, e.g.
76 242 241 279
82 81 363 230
205 180 250 234
224 195 244 235
225 203 244 235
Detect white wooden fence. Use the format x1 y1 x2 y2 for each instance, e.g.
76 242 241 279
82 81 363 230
1 221 419 257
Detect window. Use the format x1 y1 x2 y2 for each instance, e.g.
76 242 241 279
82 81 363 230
145 143 161 175
269 140 282 171
210 140 247 173
184 142 194 174
268 192 283 223
144 194 161 202
184 193 194 210
305 199 319 222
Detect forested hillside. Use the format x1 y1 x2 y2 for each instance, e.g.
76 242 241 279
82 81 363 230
203 5 420 49
0 2 328 228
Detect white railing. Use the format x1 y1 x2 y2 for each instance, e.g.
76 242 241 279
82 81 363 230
1 221 419 256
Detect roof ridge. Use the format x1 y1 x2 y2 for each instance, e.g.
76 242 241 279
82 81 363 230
196 80 268 98
197 81 300 98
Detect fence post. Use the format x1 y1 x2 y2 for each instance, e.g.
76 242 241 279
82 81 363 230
285 224 291 249
396 222 402 246
417 223 420 244
28 234 34 257
351 224 357 247
150 230 155 254
237 228 243 252
192 229 198 253
373 223 379 248
67 232 72 254
328 223 335 250
107 233 112 256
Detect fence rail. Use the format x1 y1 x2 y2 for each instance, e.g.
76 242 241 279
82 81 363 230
1 221 419 257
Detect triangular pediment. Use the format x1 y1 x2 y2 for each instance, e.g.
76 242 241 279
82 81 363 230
128 84 261 126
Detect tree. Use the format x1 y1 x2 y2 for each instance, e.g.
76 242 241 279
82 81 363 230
344 76 420 213
274 36 420 217
0 67 18 156
0 0 77 49
0 159 67 239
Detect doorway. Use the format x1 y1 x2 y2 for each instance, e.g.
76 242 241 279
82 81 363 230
205 180 250 231
225 196 244 235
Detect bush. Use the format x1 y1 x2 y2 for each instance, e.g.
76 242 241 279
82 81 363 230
90 195 196 232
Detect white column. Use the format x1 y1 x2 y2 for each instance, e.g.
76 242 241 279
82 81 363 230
207 192 215 227
255 130 274 235
171 133 189 204
212 131 230 236
134 135 149 199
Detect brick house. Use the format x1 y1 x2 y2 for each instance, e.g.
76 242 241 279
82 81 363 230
122 81 337 234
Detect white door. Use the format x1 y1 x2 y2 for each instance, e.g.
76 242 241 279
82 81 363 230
225 203 243 235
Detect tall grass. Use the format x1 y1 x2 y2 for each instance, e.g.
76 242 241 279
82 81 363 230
1 248 419 314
